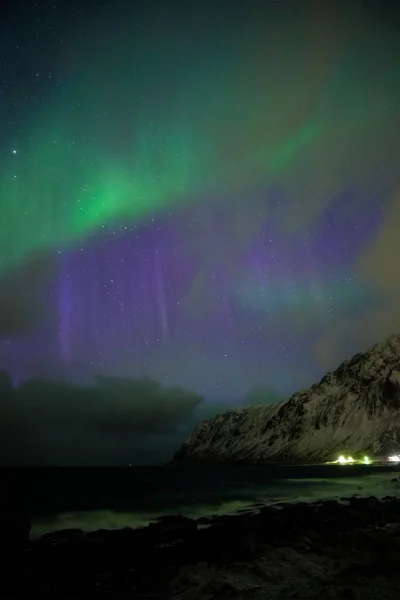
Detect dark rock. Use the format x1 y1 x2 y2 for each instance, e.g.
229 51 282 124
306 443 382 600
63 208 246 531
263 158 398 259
349 495 381 511
0 512 31 553
157 514 192 525
40 528 84 543
88 526 137 541
2 497 400 598
147 515 197 547
195 516 212 526
0 513 31 586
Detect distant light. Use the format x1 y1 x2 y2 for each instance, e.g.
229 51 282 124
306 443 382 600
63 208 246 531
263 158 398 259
388 455 400 463
12 149 17 154
336 455 354 464
329 454 372 466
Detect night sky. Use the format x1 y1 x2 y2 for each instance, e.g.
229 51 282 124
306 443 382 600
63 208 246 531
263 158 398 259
1 1 400 463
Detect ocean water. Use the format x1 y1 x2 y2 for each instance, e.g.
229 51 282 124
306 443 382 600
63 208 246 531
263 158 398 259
1 464 399 539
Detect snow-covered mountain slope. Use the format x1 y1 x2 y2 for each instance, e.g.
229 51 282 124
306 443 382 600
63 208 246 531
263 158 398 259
173 334 400 464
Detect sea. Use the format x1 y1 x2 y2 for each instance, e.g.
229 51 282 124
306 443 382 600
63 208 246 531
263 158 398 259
1 463 399 539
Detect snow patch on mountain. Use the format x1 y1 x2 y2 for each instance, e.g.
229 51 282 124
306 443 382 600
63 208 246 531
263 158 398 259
173 334 400 464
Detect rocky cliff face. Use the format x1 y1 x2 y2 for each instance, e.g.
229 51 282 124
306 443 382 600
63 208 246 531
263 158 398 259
173 334 400 464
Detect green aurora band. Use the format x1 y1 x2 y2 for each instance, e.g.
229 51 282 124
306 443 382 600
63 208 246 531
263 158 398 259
1 3 399 274
1 97 322 273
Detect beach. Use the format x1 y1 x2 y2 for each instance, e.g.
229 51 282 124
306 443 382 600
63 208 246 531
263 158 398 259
1 465 399 598
2 492 400 599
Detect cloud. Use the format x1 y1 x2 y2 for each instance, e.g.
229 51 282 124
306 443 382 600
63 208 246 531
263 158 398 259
0 375 204 466
0 253 57 338
181 2 399 320
352 190 400 342
0 370 288 466
357 191 400 310
213 3 399 231
313 188 400 370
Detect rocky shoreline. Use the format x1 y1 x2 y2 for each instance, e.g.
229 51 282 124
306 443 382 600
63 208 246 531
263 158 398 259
2 491 400 599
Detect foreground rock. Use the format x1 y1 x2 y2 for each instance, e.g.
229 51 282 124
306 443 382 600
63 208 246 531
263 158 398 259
173 333 400 464
1 496 400 599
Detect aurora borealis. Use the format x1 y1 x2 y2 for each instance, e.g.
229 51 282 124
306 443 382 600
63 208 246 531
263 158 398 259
1 0 400 424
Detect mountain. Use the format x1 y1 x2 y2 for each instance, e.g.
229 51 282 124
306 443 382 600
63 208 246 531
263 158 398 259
173 334 400 464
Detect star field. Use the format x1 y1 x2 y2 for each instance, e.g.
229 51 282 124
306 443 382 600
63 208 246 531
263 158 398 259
1 0 400 404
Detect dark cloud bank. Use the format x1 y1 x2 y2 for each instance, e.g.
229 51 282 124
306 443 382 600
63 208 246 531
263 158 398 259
0 254 284 466
0 370 283 466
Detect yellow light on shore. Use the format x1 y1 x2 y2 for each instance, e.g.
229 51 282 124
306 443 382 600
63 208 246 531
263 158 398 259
388 455 400 463
327 454 373 466
336 455 354 464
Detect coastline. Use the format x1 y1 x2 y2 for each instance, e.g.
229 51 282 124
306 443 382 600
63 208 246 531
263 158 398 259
2 463 399 544
2 490 400 599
